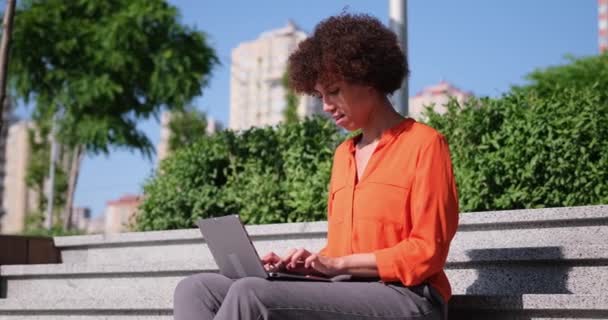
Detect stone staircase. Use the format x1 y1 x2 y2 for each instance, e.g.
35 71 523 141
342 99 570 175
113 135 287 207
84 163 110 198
1 205 607 319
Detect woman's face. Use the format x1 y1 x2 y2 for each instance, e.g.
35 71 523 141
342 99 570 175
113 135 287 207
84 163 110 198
314 81 375 131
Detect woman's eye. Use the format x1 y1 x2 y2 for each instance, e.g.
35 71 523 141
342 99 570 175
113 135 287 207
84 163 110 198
329 88 340 95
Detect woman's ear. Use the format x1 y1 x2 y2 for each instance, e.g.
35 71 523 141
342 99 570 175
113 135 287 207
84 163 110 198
366 86 383 99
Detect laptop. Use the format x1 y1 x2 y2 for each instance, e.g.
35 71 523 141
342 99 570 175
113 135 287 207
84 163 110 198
196 215 352 282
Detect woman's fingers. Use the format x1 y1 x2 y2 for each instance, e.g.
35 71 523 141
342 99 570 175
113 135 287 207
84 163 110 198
262 252 287 272
287 248 310 268
304 253 318 269
264 260 284 272
281 248 298 263
261 251 280 264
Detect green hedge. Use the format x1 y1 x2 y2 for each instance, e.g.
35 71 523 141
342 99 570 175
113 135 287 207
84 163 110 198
135 116 343 230
517 54 608 101
137 55 608 230
425 87 608 212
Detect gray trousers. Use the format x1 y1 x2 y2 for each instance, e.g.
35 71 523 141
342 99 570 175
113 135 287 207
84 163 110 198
173 273 446 320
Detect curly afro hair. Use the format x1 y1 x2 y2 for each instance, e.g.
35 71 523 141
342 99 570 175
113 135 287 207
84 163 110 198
288 13 408 96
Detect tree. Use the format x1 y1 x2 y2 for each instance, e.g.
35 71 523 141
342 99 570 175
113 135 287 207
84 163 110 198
282 69 300 124
24 126 69 230
168 106 208 152
9 0 219 229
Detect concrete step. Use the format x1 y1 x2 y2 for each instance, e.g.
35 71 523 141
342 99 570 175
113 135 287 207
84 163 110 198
1 205 605 319
446 244 608 265
455 205 608 229
56 225 608 266
447 265 608 295
0 296 172 319
0 316 170 320
1 262 606 300
451 225 608 250
449 294 608 319
3 244 605 277
52 225 608 272
0 294 605 319
56 223 328 265
52 206 608 267
1 273 181 309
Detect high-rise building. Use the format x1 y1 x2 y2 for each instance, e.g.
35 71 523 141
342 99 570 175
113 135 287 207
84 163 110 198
157 111 171 164
156 111 223 164
205 116 223 134
1 121 38 234
408 81 472 121
86 214 105 234
600 0 608 53
229 21 322 130
103 194 142 234
0 101 10 229
71 206 91 231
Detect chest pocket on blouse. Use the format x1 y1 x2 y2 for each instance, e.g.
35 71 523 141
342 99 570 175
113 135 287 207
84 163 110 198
354 181 411 226
329 184 349 224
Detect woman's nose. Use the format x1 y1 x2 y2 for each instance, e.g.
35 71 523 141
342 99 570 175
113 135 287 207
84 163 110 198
322 97 335 113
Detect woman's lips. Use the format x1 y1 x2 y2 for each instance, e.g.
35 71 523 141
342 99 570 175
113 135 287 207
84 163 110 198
333 114 347 125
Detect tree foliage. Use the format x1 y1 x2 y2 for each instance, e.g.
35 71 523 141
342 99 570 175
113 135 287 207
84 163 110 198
25 125 68 214
168 107 208 152
282 69 300 124
10 0 218 155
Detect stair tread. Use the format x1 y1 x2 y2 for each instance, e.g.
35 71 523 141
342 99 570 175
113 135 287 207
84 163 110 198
0 294 606 311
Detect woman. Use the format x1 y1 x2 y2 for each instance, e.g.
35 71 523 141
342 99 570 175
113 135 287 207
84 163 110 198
174 13 458 320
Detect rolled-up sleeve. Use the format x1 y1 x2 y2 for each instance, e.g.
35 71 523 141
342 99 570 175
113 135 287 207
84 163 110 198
374 134 459 285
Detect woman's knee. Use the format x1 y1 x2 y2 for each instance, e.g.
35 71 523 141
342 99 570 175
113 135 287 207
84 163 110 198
174 273 231 300
226 277 271 298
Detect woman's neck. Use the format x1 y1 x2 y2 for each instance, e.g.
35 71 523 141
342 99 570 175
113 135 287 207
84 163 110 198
359 96 405 146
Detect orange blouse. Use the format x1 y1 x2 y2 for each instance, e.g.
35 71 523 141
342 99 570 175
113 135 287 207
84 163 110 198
320 118 459 303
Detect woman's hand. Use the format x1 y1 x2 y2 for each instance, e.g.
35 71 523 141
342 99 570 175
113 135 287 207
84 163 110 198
261 249 343 276
261 250 312 275
261 252 285 272
263 250 379 278
283 248 344 277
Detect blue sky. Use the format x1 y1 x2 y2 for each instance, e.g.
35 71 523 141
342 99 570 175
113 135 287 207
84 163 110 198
16 1 599 217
